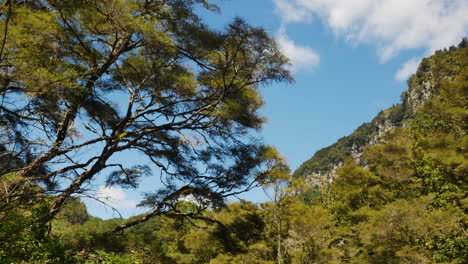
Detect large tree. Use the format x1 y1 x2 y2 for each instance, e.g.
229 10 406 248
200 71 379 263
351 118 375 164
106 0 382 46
0 0 291 228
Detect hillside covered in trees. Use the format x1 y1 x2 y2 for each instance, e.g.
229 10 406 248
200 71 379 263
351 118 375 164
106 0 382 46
294 38 467 184
0 0 467 263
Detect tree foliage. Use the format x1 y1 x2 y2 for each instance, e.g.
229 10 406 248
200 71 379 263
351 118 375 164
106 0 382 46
0 0 291 228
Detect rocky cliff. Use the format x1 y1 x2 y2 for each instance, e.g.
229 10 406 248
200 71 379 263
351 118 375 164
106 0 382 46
293 39 467 186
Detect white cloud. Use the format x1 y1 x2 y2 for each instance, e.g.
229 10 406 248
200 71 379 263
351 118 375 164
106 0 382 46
97 185 138 209
273 0 468 67
273 0 313 23
396 57 421 81
276 28 320 71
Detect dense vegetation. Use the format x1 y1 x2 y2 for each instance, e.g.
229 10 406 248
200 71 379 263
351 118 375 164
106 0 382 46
0 0 467 262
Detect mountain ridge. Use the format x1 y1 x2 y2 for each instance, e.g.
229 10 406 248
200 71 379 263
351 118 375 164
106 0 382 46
293 39 468 186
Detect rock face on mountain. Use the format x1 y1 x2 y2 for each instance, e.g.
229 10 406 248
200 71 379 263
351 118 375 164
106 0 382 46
293 40 467 186
293 104 404 186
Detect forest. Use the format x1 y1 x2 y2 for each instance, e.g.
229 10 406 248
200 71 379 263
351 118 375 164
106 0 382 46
0 1 467 263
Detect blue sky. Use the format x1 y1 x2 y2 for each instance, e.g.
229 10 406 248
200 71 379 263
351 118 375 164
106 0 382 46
85 0 468 219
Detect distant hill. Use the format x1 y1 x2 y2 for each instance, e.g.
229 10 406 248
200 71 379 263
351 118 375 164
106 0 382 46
293 39 468 186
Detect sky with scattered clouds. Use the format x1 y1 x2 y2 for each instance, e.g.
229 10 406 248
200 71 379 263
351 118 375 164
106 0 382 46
84 0 468 219
274 0 468 78
276 27 320 71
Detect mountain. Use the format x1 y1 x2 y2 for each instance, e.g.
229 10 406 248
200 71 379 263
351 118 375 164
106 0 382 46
293 39 468 186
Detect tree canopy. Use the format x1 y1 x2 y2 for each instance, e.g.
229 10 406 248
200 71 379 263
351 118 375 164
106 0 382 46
0 0 291 226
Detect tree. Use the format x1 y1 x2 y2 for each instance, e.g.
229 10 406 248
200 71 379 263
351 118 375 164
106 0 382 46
284 202 336 264
261 148 291 264
355 196 464 263
0 0 292 228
